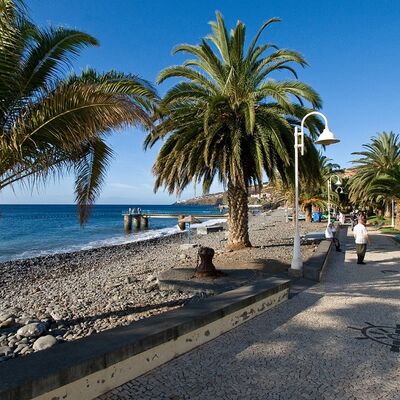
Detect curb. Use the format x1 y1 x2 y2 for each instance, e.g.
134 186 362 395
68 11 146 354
303 225 346 282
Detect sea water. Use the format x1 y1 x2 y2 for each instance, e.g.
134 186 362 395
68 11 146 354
0 204 224 263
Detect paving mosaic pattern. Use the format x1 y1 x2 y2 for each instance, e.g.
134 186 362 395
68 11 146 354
99 229 400 400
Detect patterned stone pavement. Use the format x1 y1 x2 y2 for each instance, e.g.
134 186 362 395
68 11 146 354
99 228 400 400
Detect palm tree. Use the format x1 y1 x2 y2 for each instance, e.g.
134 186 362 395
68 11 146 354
371 165 400 228
349 132 400 219
300 155 340 222
270 154 339 223
0 0 157 223
146 12 324 249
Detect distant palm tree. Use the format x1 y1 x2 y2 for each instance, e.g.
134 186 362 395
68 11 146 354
272 154 340 223
146 12 324 249
306 155 341 222
0 0 157 223
349 132 400 218
371 165 400 224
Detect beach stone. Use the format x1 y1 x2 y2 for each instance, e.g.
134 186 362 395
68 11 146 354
145 274 157 282
179 243 198 250
145 283 158 293
0 346 13 356
50 311 66 321
0 313 13 323
33 335 57 351
20 346 31 355
0 307 21 322
14 344 28 354
0 318 15 328
17 322 46 338
15 317 32 325
9 307 22 314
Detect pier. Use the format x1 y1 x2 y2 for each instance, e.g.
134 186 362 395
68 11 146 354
122 210 227 232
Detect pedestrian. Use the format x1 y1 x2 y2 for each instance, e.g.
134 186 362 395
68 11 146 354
338 211 345 225
351 211 358 230
353 216 370 264
325 222 341 251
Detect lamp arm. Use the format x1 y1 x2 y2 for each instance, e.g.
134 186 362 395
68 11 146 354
300 111 329 132
298 111 329 156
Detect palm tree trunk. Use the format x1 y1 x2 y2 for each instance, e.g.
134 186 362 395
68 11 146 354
395 200 400 230
227 182 251 250
304 204 312 223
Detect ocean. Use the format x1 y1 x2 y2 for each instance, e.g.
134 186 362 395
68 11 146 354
0 204 224 263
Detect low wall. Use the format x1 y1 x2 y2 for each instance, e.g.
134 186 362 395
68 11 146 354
0 277 290 400
303 240 333 281
303 226 345 281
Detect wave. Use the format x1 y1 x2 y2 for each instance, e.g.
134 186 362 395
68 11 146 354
2 218 227 263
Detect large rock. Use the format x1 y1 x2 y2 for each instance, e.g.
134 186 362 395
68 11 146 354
179 243 198 250
17 322 47 338
0 346 12 356
33 335 57 351
0 313 13 323
0 318 14 328
0 307 21 322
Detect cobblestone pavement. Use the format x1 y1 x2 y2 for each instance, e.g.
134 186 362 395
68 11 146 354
99 228 400 400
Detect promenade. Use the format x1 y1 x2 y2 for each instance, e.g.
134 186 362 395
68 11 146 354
99 228 400 400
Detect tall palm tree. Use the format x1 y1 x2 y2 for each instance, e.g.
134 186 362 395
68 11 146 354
349 132 400 219
146 12 324 249
270 154 339 222
0 0 157 223
370 165 400 226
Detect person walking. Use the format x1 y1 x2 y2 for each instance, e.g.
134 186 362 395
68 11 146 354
353 216 370 264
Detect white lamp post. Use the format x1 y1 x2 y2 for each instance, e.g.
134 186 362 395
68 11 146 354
327 174 342 224
392 198 395 227
290 111 340 275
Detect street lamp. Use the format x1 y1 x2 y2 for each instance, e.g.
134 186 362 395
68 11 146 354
391 198 395 228
290 111 340 275
327 174 342 224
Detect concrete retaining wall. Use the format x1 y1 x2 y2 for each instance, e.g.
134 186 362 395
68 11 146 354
0 278 289 400
303 226 345 281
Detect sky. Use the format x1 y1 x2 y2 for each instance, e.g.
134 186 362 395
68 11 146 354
1 0 400 204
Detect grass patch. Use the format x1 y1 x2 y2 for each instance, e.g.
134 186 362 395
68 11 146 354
368 215 391 224
380 227 400 235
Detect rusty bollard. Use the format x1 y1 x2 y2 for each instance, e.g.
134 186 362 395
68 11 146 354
195 247 223 277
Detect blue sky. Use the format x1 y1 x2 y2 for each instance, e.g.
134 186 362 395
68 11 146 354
1 0 400 204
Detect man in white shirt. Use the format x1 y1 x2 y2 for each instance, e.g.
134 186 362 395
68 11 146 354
353 217 370 264
325 223 341 251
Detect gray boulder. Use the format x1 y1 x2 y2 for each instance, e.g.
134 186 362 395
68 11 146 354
0 313 13 323
0 346 12 356
0 318 15 328
17 322 47 338
33 335 57 351
0 307 21 322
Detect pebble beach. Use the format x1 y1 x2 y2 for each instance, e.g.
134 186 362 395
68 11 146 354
0 209 324 362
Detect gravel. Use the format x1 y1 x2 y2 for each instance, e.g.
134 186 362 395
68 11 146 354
0 208 324 362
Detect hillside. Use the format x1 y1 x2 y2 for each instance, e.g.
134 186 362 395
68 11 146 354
175 192 225 206
175 183 281 207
